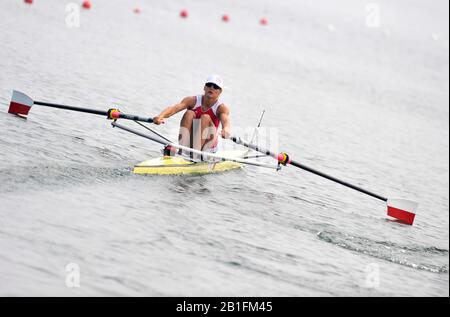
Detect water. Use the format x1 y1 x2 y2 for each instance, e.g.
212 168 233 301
0 0 448 296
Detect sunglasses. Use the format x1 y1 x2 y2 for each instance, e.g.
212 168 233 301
205 82 221 90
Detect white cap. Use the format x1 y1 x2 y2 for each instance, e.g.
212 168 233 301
205 74 224 89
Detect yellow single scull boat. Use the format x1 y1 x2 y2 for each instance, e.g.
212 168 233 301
133 154 243 175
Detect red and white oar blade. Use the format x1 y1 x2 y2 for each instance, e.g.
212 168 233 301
387 198 418 225
9 90 33 117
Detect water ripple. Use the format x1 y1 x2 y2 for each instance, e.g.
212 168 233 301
317 231 449 274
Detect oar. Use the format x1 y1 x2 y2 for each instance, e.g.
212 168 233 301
230 135 418 225
8 90 154 123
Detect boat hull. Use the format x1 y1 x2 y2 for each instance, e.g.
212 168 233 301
133 155 243 175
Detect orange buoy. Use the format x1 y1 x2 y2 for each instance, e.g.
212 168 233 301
222 14 230 22
82 1 91 10
180 9 188 18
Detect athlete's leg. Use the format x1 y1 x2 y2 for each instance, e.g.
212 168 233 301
200 114 218 152
179 110 195 148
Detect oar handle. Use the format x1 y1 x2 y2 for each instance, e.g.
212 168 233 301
117 113 153 123
34 101 153 123
231 136 388 202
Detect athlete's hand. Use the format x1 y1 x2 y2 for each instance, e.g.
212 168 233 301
153 116 165 125
221 128 230 139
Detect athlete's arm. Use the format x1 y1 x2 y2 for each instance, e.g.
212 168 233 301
217 104 231 139
153 96 196 125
